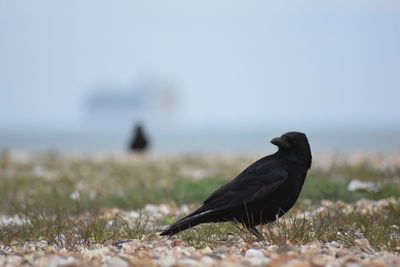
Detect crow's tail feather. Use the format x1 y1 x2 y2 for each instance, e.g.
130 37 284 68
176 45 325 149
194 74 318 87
159 218 201 236
159 206 227 236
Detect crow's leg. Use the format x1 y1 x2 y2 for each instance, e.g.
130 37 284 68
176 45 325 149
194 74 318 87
248 226 264 239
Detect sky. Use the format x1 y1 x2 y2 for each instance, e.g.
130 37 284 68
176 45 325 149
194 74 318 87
1 0 400 133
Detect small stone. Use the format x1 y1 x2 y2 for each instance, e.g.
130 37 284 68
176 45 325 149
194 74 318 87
277 244 294 253
311 256 328 266
201 255 216 265
214 246 230 255
46 256 78 267
369 258 390 267
199 247 213 254
172 240 185 247
348 180 379 192
128 211 140 219
179 258 201 266
300 243 321 254
102 256 129 267
284 259 311 267
245 249 264 258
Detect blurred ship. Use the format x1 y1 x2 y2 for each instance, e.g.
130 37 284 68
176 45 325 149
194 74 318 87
84 79 179 133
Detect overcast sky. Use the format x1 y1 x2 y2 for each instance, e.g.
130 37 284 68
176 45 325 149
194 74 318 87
1 0 399 132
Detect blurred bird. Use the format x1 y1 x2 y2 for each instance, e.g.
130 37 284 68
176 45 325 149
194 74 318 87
160 131 312 238
129 124 149 152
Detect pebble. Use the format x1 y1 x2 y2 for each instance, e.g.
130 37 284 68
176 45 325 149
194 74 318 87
245 249 264 258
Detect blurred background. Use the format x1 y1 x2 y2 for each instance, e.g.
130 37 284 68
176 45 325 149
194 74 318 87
0 0 399 153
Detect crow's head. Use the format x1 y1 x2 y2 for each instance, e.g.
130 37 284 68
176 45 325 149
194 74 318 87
271 131 312 168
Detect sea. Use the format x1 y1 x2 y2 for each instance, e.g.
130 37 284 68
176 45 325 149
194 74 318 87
0 127 399 154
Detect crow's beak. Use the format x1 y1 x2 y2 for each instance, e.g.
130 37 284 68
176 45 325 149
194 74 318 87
271 136 289 148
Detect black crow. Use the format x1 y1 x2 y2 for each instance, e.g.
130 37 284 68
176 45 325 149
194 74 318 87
160 131 312 238
129 124 149 152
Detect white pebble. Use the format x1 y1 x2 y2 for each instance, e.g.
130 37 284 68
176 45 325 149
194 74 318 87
245 249 264 258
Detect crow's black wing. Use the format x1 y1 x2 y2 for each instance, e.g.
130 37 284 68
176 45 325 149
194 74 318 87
160 160 288 236
202 160 288 209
